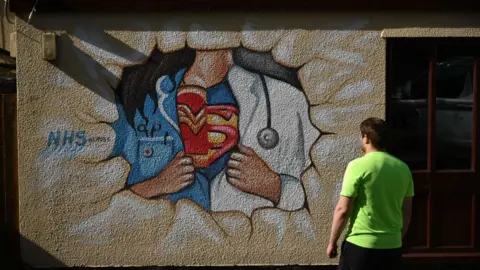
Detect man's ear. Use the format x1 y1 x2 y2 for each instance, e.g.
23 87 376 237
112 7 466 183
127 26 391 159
362 134 370 145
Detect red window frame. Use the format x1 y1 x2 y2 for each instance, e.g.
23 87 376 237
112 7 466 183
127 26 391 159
386 38 480 260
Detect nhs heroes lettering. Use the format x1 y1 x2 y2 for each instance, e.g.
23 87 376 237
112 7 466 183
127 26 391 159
47 130 112 149
48 130 86 148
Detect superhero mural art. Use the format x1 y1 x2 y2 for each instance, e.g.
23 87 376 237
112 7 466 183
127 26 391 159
110 47 320 216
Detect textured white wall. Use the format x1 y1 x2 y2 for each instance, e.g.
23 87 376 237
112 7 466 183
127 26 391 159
15 12 480 267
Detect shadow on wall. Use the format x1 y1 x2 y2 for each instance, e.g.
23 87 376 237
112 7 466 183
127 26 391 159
52 34 118 103
37 11 480 108
50 33 304 106
0 232 66 268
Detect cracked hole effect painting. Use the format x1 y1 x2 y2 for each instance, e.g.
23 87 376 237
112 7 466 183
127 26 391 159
23 21 382 266
109 47 320 216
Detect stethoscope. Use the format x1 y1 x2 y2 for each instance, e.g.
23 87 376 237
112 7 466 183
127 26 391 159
257 74 280 150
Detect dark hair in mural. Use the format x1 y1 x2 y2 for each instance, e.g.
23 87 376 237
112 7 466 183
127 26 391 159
232 47 302 91
360 117 389 150
116 48 196 126
116 46 302 127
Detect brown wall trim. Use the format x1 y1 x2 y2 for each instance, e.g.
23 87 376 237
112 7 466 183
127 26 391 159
9 0 480 13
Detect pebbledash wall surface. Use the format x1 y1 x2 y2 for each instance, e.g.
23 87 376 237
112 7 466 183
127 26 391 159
15 12 480 267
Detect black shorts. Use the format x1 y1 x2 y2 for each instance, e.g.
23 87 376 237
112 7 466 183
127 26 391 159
338 240 403 270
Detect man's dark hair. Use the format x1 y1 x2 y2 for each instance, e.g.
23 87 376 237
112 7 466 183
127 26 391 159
360 117 388 150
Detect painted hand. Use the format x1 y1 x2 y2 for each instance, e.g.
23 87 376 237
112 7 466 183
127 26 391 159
226 144 281 204
130 151 195 198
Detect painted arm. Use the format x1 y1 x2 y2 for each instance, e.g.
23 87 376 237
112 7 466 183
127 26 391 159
328 196 355 246
227 144 280 204
226 144 305 210
276 174 306 211
129 151 195 199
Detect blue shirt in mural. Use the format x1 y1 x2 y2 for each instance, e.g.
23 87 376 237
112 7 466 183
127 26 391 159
109 68 237 210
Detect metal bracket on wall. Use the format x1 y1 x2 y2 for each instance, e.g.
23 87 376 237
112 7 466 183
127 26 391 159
41 32 56 61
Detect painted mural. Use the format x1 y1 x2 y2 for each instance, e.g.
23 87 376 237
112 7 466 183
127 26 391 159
107 47 319 216
17 15 385 267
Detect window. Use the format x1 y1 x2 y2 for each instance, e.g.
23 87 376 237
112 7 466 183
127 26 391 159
388 38 479 171
387 38 480 256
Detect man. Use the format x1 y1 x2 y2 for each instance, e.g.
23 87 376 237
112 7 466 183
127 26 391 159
326 117 414 270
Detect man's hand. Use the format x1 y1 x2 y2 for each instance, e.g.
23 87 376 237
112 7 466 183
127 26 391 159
327 196 354 259
326 242 338 259
226 143 281 204
130 151 195 198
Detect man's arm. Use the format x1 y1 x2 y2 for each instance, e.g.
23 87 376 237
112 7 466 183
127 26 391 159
402 196 413 238
328 161 360 252
328 196 355 246
403 167 415 238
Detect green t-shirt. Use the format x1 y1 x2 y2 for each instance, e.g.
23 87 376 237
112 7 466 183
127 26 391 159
341 151 414 249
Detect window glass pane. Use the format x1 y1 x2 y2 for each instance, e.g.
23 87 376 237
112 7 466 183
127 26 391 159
435 54 474 170
389 40 431 171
